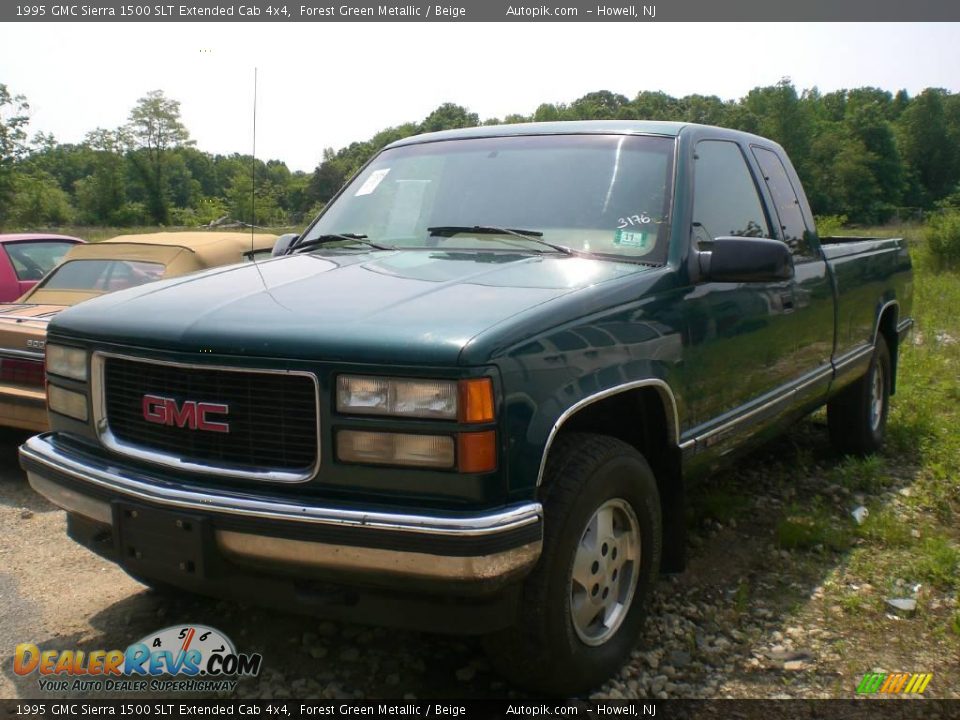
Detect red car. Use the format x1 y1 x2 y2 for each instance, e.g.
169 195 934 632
0 234 85 302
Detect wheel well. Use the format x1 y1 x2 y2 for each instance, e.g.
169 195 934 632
552 387 686 572
877 306 899 395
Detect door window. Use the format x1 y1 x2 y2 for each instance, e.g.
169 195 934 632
692 141 770 244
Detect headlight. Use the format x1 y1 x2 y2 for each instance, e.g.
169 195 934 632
336 375 494 422
47 385 88 421
46 344 87 381
337 430 455 468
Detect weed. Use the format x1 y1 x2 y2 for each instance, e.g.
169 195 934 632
777 504 852 552
857 508 913 547
828 455 889 493
926 210 960 269
913 535 960 590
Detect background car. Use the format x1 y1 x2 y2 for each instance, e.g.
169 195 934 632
0 233 85 302
0 231 277 432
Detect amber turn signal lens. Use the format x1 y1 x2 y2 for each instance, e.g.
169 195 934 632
457 430 497 473
459 378 494 423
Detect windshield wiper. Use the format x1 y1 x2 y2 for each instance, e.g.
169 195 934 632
294 233 394 252
427 225 573 255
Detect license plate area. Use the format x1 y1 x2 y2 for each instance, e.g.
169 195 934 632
114 503 210 580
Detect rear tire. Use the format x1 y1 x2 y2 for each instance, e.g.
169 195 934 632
484 433 662 695
828 337 891 455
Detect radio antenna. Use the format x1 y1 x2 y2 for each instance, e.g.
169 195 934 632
251 66 257 258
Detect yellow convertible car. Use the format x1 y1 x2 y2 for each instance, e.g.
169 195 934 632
0 231 277 431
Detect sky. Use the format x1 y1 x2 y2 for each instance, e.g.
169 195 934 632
2 22 959 173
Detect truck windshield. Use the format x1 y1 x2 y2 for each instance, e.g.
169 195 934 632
302 134 675 262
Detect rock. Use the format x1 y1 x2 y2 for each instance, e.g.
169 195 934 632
851 506 869 525
886 597 917 616
455 666 476 682
667 650 692 668
308 646 327 659
911 528 922 539
661 665 676 678
339 647 360 662
20 509 33 520
784 660 809 671
767 648 814 663
386 674 400 686
316 621 339 637
650 675 668 694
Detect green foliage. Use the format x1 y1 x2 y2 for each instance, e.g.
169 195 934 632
0 83 30 228
814 214 848 236
9 170 74 225
925 210 960 268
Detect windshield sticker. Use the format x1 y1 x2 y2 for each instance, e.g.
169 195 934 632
618 213 653 229
614 229 651 250
355 168 390 196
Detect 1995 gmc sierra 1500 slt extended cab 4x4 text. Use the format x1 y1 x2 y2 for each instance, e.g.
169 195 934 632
20 121 912 694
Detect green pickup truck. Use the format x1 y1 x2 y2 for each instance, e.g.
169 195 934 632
21 121 913 694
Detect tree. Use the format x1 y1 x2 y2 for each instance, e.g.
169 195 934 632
897 89 956 205
419 103 479 133
125 90 194 224
10 170 74 226
0 84 30 227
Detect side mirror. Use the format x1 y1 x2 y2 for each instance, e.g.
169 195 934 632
271 233 299 257
699 236 794 283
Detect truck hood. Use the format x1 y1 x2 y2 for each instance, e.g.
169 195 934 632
50 250 654 365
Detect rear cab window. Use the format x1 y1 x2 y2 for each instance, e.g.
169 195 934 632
751 146 817 259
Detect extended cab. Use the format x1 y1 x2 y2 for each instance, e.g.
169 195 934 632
20 122 913 694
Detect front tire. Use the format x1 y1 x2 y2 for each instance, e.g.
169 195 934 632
484 433 662 695
828 337 891 455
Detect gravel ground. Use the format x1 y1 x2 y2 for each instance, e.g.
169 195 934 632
1 423 956 700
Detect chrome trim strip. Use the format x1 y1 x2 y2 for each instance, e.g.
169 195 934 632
90 351 321 483
897 318 914 334
20 434 542 537
216 531 542 582
687 366 833 448
0 348 44 362
535 379 680 486
833 344 873 372
873 300 899 345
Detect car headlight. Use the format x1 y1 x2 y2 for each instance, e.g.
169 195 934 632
337 376 494 422
47 385 88 421
45 344 88 381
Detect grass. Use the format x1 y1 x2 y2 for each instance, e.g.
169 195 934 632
776 503 853 552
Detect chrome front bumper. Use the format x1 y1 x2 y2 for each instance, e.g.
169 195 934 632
19 433 543 586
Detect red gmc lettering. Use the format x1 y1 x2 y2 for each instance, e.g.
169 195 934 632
141 394 230 433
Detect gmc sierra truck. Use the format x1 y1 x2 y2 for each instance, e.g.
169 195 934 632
20 121 913 694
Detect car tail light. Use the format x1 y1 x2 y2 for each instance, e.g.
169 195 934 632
0 358 45 387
